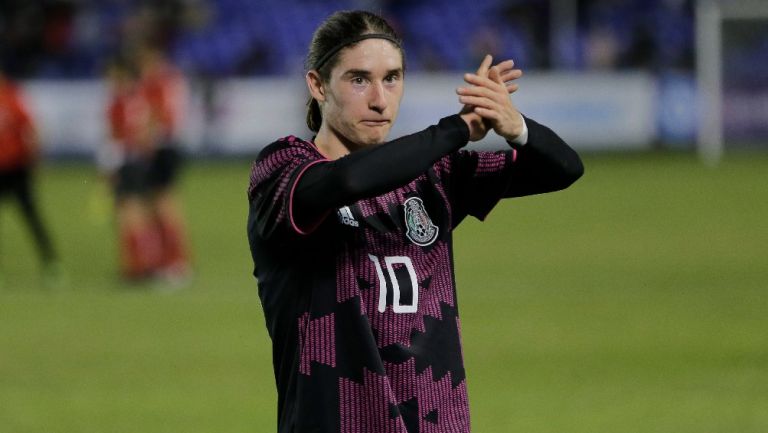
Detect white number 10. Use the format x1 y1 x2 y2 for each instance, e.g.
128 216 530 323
368 254 419 313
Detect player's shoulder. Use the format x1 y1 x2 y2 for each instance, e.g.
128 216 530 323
254 135 321 165
249 135 323 198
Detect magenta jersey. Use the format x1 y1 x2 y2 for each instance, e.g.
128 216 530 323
247 133 517 433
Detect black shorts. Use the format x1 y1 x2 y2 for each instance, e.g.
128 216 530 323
0 167 31 198
114 159 153 197
114 146 183 198
149 146 183 190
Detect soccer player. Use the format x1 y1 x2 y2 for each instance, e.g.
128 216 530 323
136 45 192 282
0 69 61 287
247 10 583 433
103 57 163 280
102 51 191 284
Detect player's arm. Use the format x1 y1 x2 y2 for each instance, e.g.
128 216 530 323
457 62 583 196
292 56 525 224
503 116 583 196
291 115 470 228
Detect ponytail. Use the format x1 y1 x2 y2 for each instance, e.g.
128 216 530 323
306 97 323 133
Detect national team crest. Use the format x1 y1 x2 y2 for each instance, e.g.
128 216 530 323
403 197 439 246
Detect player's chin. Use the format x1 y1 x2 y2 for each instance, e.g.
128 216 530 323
359 127 392 146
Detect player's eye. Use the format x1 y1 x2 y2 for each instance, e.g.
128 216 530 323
351 76 367 85
384 74 400 84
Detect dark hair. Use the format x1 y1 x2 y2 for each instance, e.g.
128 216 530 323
305 10 404 132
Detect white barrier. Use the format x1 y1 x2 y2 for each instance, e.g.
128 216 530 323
22 72 660 156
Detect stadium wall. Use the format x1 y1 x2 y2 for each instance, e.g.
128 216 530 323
22 72 696 157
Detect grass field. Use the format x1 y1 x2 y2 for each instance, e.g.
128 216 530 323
1 153 767 433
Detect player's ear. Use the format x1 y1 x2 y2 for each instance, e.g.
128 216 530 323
306 70 326 103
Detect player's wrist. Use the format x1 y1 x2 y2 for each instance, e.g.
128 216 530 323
504 113 528 146
460 112 486 142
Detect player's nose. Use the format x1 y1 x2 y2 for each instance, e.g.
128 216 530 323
368 81 387 113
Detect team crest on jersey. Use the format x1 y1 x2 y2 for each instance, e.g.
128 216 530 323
403 197 438 246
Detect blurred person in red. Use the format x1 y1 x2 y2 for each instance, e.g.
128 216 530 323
0 69 61 286
102 54 190 285
102 58 162 281
136 44 192 283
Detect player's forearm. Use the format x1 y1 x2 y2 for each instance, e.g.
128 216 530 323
504 116 584 197
294 114 469 215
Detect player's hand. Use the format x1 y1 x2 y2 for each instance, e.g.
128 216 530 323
459 55 493 142
457 56 525 142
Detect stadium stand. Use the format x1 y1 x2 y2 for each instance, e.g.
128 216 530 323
0 0 705 78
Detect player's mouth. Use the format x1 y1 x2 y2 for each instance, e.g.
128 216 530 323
361 120 390 127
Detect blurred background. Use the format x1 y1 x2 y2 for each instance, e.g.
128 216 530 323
1 1 767 433
1 0 765 156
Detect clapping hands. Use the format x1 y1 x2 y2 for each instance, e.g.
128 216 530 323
458 54 525 142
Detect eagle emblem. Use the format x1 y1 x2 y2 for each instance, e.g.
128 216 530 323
404 197 439 246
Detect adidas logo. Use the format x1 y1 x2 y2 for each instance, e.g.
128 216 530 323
337 206 359 227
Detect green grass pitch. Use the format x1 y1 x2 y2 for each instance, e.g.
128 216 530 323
1 153 767 432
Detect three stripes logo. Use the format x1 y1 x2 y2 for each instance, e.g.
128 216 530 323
337 206 359 227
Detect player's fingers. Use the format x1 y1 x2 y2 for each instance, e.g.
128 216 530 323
495 61 519 81
458 95 498 111
494 59 515 71
489 66 504 86
458 88 506 110
499 69 523 83
457 84 504 102
506 83 519 94
463 76 509 104
476 54 493 77
463 73 505 93
473 106 501 121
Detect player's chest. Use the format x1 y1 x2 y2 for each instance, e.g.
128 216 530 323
332 182 449 248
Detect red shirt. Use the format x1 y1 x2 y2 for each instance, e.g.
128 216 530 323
140 63 186 139
0 82 35 171
108 88 153 154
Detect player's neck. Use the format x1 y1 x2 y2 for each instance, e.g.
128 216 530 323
313 126 356 160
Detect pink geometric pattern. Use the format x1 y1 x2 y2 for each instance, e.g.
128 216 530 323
475 150 510 175
430 172 453 227
297 312 336 375
412 366 469 433
248 136 318 227
355 188 409 219
369 242 455 349
336 246 373 305
336 227 456 348
387 358 469 432
249 136 299 193
433 149 510 177
339 360 469 433
339 369 408 433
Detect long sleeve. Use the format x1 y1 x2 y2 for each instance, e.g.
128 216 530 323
439 115 583 226
502 116 584 197
291 115 469 229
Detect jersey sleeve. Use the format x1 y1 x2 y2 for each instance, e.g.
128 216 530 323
247 138 329 240
438 115 583 227
439 149 517 227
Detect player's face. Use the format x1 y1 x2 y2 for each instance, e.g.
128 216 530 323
321 39 404 148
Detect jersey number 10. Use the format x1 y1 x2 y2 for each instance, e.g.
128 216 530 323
368 254 419 314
